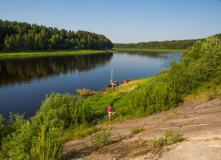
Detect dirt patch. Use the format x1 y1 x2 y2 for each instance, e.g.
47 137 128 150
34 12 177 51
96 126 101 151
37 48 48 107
119 84 138 92
63 97 221 159
76 88 102 96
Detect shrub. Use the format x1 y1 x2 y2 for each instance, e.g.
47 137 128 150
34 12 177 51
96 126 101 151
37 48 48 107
2 121 35 159
2 122 63 160
30 126 63 160
0 115 4 144
90 126 113 147
32 92 92 130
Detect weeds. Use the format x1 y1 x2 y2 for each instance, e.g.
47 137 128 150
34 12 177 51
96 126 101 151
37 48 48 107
152 129 184 148
118 134 127 141
90 126 113 147
97 149 101 154
82 156 92 160
166 111 180 120
83 143 89 151
208 93 215 100
131 126 144 135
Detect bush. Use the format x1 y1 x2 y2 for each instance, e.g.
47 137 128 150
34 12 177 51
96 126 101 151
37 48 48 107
32 92 92 130
0 115 4 144
30 126 63 160
2 122 63 160
90 126 113 147
2 121 35 159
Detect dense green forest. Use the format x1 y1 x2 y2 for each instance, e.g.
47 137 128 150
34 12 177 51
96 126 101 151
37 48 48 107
114 34 221 49
114 39 201 49
0 19 113 51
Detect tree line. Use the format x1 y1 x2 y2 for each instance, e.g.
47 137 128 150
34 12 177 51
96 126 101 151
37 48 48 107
0 19 113 51
114 39 203 49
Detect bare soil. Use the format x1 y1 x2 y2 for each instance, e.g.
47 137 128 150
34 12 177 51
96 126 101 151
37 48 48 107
63 97 221 160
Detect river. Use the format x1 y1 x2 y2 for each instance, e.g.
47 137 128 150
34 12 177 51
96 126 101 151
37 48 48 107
0 51 181 118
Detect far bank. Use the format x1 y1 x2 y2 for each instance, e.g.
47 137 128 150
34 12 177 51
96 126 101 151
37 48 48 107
0 49 109 58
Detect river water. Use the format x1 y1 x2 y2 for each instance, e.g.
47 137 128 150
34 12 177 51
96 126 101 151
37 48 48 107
0 51 181 118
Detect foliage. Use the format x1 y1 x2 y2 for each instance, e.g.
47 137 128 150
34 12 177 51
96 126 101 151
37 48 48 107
114 33 221 50
0 113 26 147
30 126 63 160
0 93 92 159
31 92 92 130
130 126 144 135
114 39 204 49
62 124 99 143
2 121 35 159
0 19 113 51
2 122 63 160
90 126 113 147
118 134 127 141
152 129 184 148
114 48 186 53
0 115 5 145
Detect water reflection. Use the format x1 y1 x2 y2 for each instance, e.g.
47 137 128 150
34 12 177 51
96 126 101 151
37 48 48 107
0 53 113 86
116 50 170 58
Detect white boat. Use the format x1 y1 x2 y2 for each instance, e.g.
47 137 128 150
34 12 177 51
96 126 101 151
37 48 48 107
107 63 119 87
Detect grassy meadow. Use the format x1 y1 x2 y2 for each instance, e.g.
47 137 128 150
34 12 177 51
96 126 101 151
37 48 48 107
113 48 186 53
0 49 107 58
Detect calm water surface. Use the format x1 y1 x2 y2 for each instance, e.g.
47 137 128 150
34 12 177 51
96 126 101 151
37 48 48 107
0 51 181 118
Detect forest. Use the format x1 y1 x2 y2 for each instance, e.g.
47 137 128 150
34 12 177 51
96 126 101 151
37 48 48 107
114 34 221 49
0 19 113 51
114 39 201 49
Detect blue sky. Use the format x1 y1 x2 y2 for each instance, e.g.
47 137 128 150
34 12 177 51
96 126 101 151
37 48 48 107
0 0 221 43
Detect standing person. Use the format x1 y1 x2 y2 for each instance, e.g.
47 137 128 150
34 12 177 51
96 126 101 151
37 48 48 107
108 105 112 121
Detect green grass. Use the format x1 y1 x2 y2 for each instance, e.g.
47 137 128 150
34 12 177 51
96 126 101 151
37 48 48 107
113 48 186 53
152 129 184 148
130 126 144 135
0 49 107 58
184 82 221 102
85 79 148 122
62 125 99 143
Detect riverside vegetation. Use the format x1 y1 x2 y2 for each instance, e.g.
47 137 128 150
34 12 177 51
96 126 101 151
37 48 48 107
0 35 221 159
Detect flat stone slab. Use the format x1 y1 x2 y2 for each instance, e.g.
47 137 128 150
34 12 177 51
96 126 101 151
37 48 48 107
160 141 221 160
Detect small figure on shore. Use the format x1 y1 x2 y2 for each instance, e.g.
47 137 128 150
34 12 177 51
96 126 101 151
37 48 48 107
108 105 112 121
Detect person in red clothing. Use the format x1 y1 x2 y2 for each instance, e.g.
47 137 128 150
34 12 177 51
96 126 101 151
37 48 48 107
108 105 112 121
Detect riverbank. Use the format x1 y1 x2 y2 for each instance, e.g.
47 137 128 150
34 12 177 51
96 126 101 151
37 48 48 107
63 95 221 159
0 49 108 58
113 48 186 53
62 37 221 159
